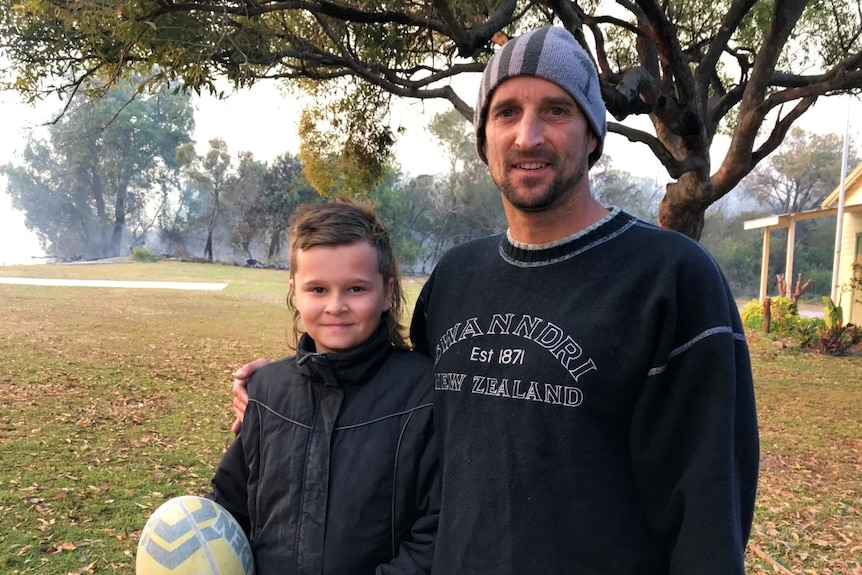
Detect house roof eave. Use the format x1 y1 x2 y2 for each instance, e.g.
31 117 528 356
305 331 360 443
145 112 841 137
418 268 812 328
822 162 862 209
743 203 862 230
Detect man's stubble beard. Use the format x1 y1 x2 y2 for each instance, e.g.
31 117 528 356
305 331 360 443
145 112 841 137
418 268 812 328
495 142 590 213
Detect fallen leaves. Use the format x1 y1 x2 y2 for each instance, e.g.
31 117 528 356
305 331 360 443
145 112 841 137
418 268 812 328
46 541 77 553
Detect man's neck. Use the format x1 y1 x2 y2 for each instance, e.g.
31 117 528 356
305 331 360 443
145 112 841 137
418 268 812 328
504 196 609 245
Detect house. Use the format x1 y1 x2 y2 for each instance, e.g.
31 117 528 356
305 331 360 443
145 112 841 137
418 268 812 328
743 162 862 325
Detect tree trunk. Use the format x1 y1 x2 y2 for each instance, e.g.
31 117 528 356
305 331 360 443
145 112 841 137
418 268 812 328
204 233 214 262
203 191 220 262
267 229 281 261
111 185 128 257
89 172 111 259
657 172 712 240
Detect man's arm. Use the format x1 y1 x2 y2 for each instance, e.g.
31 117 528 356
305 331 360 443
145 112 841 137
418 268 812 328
408 278 433 358
230 358 272 433
631 254 759 573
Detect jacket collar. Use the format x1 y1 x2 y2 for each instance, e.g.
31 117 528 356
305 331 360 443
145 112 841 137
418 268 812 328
295 323 391 387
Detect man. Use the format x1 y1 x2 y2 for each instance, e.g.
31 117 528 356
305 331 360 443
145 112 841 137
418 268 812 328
232 25 759 574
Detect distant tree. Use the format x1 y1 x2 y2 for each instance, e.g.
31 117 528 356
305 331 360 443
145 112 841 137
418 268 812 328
1 80 193 259
427 110 506 256
157 180 210 258
394 174 444 271
224 151 269 262
246 153 319 263
365 168 425 269
177 139 233 262
791 217 838 295
592 156 661 221
740 127 858 214
2 0 861 239
700 205 766 297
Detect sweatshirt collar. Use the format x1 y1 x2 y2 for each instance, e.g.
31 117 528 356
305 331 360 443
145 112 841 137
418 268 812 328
499 207 633 267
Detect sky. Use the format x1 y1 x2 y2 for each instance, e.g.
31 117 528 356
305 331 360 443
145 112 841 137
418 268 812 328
1 77 860 266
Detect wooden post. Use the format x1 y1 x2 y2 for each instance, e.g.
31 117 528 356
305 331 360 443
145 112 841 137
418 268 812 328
763 297 772 334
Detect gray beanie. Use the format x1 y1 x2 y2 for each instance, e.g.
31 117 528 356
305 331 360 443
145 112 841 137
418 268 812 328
474 25 606 167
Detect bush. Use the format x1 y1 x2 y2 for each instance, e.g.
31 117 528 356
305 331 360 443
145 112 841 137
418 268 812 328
130 246 158 262
817 323 861 356
791 316 824 349
740 299 765 331
740 296 798 335
802 268 833 296
770 296 798 334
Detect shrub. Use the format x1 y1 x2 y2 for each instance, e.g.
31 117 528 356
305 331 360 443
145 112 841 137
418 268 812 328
740 296 798 335
791 316 824 349
816 296 862 355
803 269 833 296
740 299 765 331
770 296 798 335
130 246 158 262
817 323 861 355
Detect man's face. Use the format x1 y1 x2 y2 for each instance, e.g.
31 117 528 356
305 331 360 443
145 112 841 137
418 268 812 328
483 76 598 213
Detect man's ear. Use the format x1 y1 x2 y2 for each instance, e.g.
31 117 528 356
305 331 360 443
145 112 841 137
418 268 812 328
588 132 599 155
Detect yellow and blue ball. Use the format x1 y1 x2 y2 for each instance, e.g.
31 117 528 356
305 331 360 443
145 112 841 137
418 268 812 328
136 496 254 575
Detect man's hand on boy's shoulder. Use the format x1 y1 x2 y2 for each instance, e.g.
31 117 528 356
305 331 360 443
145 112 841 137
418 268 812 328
230 358 273 433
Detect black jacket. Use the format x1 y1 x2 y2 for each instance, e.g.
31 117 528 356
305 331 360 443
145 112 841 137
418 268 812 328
210 326 439 575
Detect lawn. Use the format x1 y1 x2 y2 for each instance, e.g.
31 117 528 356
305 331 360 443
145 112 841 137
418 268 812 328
0 261 859 574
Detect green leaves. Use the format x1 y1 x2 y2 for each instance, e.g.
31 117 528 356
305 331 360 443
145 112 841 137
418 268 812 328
298 82 395 198
1 76 194 259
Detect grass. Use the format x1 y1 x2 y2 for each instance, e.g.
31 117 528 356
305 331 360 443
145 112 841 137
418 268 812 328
744 332 861 575
1 261 860 574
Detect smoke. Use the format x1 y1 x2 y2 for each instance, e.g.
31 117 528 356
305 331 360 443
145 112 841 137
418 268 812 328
0 190 45 266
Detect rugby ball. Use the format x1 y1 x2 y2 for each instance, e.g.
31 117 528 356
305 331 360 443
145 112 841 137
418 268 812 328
136 495 254 575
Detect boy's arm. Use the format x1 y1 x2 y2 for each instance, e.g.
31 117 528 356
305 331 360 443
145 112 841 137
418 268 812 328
207 430 252 536
376 423 441 575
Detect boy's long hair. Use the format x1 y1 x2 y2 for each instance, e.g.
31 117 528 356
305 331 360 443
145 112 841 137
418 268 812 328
286 198 409 351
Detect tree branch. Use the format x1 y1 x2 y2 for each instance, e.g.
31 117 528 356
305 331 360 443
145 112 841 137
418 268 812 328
609 121 707 178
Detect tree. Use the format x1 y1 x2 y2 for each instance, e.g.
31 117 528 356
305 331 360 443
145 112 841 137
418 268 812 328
177 139 233 262
700 205 766 297
427 110 507 255
157 179 211 258
740 127 858 213
298 83 396 198
2 1 861 239
1 79 193 259
591 156 661 221
238 153 320 264
223 151 269 262
365 168 426 269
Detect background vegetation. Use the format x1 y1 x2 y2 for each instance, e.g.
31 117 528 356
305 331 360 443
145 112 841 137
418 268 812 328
0 261 859 575
3 0 861 239
2 73 858 305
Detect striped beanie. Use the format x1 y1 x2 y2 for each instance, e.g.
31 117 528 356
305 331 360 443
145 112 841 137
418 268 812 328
474 25 606 167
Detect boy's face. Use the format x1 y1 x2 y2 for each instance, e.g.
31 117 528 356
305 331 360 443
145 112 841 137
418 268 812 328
291 241 393 354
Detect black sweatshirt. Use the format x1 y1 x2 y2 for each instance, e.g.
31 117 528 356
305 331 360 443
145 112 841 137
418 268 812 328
410 208 759 575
